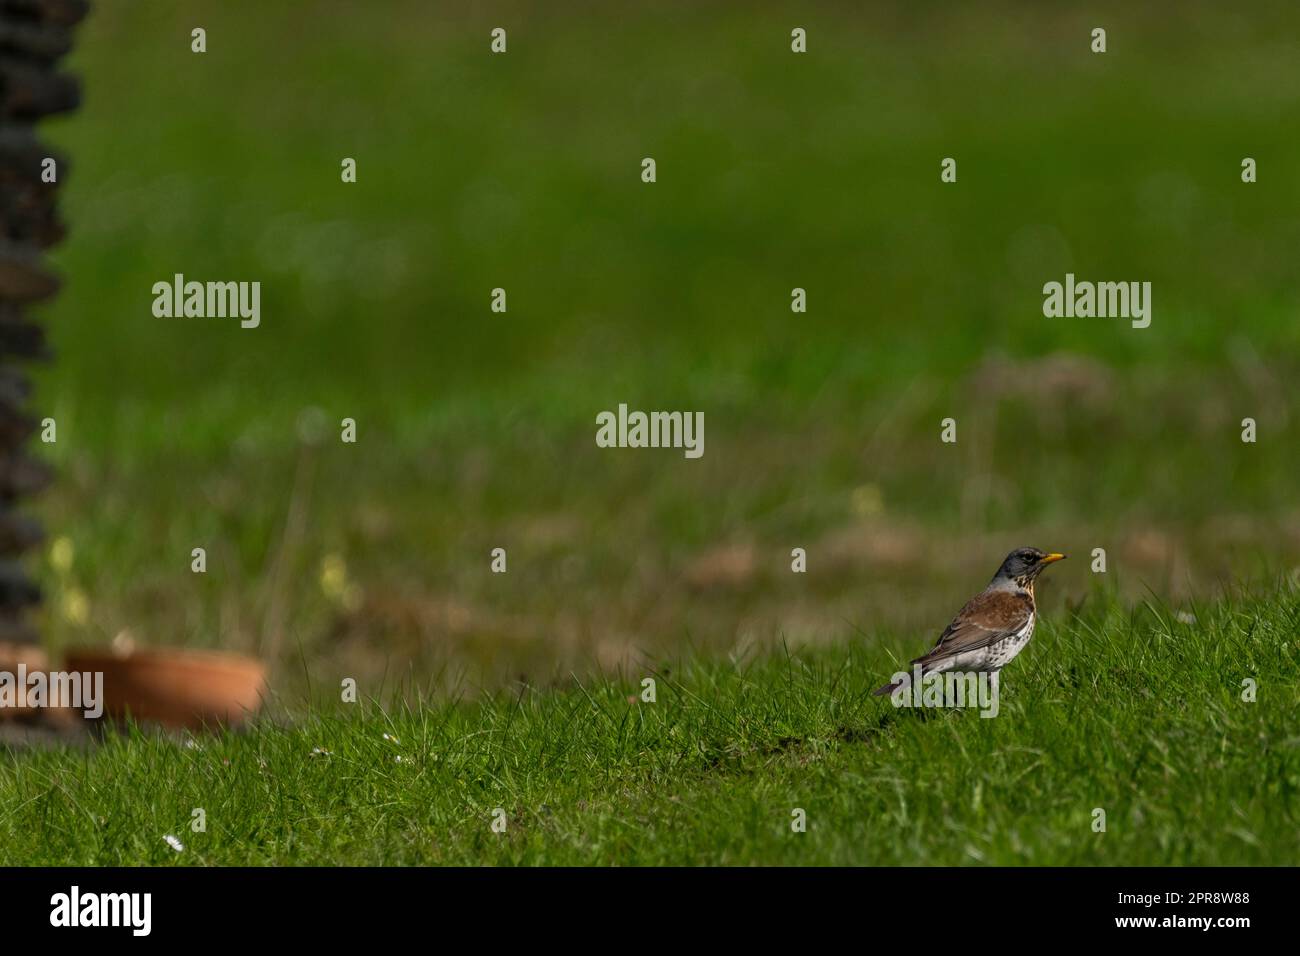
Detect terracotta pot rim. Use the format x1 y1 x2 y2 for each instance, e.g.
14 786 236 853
0 642 49 666
58 646 267 729
63 645 266 674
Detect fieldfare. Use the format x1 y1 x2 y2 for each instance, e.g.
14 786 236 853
872 547 1065 698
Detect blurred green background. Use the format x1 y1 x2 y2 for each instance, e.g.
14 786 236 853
29 0 1300 697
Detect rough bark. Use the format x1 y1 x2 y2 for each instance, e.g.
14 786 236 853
0 0 85 643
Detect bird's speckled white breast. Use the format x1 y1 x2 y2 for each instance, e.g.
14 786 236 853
987 617 1035 669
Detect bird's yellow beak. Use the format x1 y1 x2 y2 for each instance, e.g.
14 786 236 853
1041 553 1066 564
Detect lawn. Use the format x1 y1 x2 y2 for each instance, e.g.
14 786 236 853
3 587 1296 865
24 0 1300 691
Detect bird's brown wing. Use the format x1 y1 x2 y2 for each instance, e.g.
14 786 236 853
911 589 1033 667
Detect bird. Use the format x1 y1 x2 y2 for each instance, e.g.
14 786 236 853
872 547 1065 699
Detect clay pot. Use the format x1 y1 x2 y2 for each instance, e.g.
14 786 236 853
0 641 49 719
63 646 267 729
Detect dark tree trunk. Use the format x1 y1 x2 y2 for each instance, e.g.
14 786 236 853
0 0 86 644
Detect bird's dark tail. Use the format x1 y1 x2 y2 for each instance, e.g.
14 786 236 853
874 667 920 697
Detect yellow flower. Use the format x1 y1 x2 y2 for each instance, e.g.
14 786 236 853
50 536 75 574
61 587 89 626
320 554 347 597
320 554 361 610
851 483 884 518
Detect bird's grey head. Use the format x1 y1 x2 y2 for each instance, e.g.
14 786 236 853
992 547 1066 589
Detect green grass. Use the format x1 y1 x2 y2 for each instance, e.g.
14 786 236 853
28 0 1300 695
4 586 1296 865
